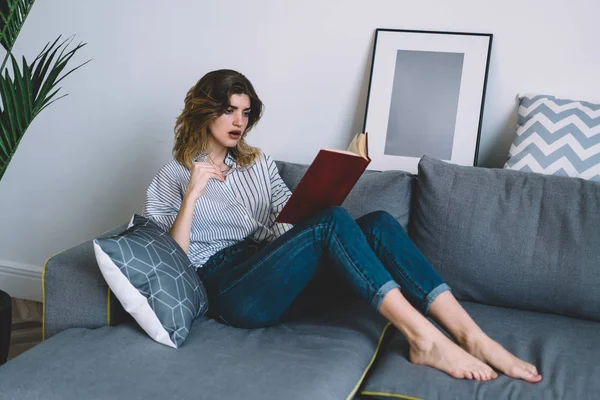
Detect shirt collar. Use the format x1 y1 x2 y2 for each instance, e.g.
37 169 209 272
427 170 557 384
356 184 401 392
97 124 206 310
224 152 237 168
193 151 237 168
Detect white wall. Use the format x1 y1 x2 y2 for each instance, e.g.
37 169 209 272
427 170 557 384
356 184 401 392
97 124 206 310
1 0 598 300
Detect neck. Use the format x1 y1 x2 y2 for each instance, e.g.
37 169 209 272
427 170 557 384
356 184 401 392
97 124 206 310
207 147 228 164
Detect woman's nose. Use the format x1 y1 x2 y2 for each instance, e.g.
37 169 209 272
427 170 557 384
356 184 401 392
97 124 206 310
233 113 242 127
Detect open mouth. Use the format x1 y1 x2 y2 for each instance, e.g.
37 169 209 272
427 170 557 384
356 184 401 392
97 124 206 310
228 131 242 139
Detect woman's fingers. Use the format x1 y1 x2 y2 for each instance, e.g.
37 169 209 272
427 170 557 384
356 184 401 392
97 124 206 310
209 171 225 182
209 164 225 180
192 162 225 182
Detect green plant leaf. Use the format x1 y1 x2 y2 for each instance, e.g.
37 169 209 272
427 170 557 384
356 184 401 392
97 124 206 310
10 53 27 126
0 34 89 181
0 70 19 140
31 36 63 102
0 118 11 158
22 55 32 114
0 0 36 70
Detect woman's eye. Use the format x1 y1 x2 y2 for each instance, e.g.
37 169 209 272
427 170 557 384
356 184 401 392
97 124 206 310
244 111 250 117
224 109 233 115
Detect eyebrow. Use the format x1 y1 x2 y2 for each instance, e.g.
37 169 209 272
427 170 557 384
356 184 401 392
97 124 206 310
227 104 251 111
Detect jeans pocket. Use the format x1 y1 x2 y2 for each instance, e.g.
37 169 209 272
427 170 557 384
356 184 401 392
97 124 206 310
200 252 227 281
228 241 260 264
212 252 227 268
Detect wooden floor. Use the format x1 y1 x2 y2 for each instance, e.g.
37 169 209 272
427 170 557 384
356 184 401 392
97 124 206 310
7 298 43 361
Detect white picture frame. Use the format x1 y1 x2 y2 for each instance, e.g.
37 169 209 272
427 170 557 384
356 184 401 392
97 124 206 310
363 29 493 173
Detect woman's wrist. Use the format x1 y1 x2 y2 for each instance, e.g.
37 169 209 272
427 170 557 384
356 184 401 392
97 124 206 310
182 191 199 207
170 196 195 254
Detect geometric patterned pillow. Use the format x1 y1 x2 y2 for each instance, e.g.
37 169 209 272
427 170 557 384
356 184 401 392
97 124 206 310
504 93 600 182
93 214 208 348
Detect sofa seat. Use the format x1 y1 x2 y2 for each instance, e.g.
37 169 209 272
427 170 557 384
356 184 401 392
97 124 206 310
0 299 389 400
358 301 600 400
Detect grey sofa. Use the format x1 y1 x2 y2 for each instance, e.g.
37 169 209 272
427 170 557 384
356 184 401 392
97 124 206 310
0 156 598 400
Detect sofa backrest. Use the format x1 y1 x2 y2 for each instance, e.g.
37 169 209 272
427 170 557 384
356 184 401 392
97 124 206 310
409 156 600 322
275 161 416 229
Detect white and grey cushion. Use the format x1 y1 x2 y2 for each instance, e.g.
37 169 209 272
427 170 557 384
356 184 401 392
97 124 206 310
504 93 600 181
93 214 208 348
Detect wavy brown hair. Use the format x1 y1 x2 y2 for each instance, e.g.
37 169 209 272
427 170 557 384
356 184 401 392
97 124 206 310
173 69 263 169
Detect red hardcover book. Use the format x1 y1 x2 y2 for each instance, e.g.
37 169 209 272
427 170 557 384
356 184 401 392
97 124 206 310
276 132 371 224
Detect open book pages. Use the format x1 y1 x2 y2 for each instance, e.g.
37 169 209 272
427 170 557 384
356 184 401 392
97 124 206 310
324 132 369 160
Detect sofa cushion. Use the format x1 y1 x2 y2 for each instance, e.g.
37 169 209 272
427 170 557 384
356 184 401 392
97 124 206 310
409 156 600 322
504 93 600 182
359 301 600 400
93 214 208 348
0 300 389 400
43 223 128 340
276 161 416 228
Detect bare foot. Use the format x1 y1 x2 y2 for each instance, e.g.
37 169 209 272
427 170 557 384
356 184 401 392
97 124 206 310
409 329 498 381
462 333 542 383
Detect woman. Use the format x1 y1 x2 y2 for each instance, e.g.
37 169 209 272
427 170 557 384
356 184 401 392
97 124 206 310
143 69 542 383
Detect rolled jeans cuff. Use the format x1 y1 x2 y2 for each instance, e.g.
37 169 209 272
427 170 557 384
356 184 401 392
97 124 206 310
371 280 401 311
423 283 451 315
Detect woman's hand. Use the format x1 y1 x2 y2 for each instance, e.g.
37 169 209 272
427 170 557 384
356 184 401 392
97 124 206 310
184 162 225 201
170 162 224 253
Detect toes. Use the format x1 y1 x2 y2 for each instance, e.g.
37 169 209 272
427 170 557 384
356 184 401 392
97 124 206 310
528 365 539 375
523 363 542 382
508 364 543 383
480 370 489 381
483 369 492 380
472 371 481 381
508 365 522 378
528 373 543 383
478 364 494 381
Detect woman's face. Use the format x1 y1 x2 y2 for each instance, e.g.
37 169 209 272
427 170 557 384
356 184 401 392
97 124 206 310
207 93 251 152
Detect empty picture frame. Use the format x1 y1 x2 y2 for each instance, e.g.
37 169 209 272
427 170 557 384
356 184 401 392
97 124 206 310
363 29 493 173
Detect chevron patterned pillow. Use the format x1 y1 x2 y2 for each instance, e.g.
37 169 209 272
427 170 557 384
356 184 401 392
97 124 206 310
504 94 600 182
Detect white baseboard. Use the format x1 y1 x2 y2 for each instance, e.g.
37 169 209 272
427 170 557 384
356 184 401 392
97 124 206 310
0 260 43 302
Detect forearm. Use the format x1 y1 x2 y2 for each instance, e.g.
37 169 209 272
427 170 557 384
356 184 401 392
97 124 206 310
169 195 196 254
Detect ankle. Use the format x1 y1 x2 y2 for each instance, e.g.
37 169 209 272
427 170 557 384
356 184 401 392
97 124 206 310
459 329 486 348
408 332 436 353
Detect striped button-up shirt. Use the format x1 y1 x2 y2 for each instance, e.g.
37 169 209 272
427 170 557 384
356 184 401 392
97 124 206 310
142 151 293 268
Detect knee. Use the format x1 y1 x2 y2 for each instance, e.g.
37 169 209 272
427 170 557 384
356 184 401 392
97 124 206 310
308 207 355 240
320 206 353 223
357 210 405 233
367 210 394 221
359 210 396 226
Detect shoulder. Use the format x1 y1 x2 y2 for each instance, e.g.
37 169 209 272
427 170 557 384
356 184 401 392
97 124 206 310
237 148 270 170
251 151 286 183
149 159 189 187
253 151 282 177
158 158 187 175
252 150 275 166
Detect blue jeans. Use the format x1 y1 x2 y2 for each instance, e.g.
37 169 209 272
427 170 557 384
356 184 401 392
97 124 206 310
198 207 450 328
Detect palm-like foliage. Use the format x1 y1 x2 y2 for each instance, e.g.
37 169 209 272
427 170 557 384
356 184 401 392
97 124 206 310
0 37 89 179
0 0 34 71
0 0 88 181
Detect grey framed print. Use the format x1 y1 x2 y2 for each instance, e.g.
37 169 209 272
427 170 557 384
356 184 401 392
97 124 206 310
363 29 492 173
